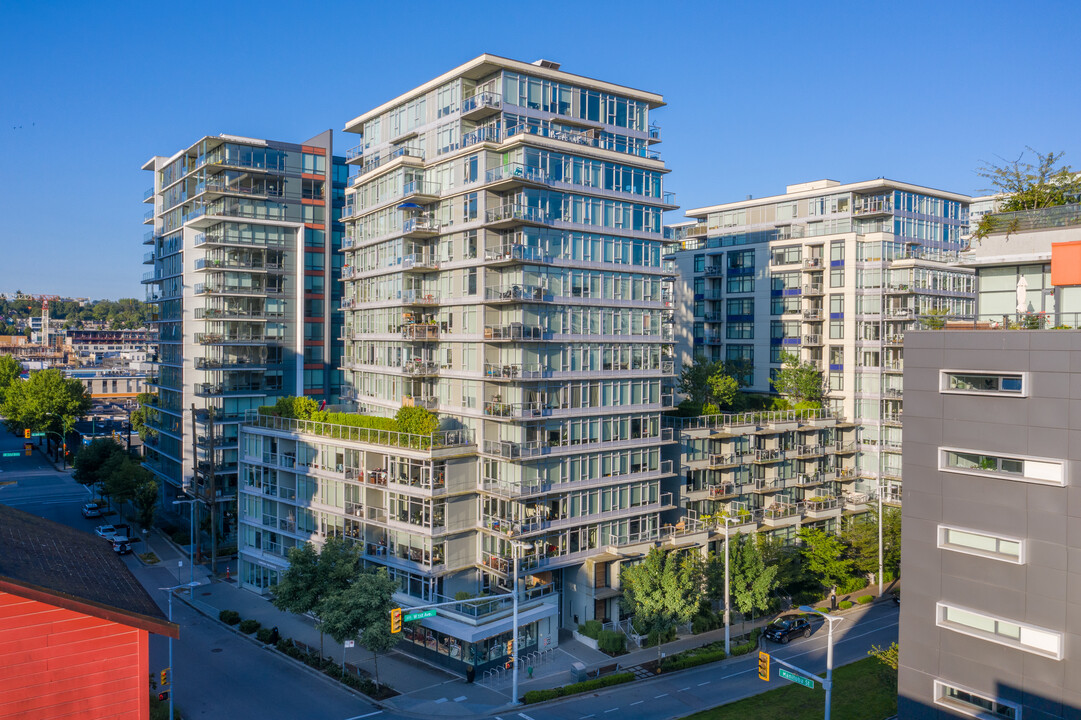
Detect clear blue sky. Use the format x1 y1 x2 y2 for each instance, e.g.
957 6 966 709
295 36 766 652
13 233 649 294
2 0 1078 299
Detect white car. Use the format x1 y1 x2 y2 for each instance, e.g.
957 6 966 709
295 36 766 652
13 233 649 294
94 525 117 541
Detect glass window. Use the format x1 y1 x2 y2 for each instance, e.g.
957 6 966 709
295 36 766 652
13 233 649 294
941 371 1025 396
830 267 845 288
941 448 1064 486
694 254 705 272
938 525 1023 563
938 602 1062 659
934 681 1019 720
727 276 753 293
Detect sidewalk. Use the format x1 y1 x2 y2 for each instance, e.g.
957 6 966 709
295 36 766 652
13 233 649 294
158 539 898 716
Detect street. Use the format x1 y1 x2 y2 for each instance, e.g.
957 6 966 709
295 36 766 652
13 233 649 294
0 428 898 720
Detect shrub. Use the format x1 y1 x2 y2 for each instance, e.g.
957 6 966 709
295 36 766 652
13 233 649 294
256 627 273 643
597 629 626 654
578 619 602 639
219 610 241 625
839 600 854 610
170 529 190 545
817 607 831 614
276 637 294 653
838 575 867 594
644 626 677 647
692 611 720 634
660 639 727 672
858 594 874 605
454 590 472 601
239 619 261 634
729 628 762 657
522 672 634 704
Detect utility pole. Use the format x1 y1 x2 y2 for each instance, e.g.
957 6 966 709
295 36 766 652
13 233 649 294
208 405 217 575
190 404 200 562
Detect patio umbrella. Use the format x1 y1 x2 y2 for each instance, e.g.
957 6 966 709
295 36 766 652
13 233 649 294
398 202 422 210
1016 276 1029 314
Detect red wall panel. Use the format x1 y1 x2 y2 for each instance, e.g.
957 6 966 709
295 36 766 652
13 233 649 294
0 591 148 720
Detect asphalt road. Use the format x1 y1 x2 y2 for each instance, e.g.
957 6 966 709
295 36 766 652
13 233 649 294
0 428 898 720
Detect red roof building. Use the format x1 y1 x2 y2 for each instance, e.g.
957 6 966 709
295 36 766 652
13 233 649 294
0 506 179 719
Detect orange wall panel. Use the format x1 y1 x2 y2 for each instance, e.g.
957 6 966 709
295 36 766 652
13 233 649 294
1051 240 1081 286
0 591 148 720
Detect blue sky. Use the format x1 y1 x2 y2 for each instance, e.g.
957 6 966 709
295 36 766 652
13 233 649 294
1 0 1078 299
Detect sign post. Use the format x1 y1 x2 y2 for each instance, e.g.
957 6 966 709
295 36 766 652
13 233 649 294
778 667 815 688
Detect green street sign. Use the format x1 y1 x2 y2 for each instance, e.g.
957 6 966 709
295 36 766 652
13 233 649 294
30 432 45 437
778 668 815 688
404 609 437 622
1 452 20 457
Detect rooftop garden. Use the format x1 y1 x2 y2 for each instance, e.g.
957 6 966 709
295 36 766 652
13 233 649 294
671 354 824 419
253 396 470 450
973 148 1081 239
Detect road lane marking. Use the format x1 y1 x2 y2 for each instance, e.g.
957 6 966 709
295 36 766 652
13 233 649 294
579 715 595 719
678 687 690 692
519 714 537 720
453 695 467 702
654 693 668 698
630 700 644 706
720 668 753 679
697 681 710 686
603 709 619 714
345 712 382 720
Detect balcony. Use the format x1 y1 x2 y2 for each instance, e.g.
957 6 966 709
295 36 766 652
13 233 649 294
247 410 474 453
752 448 784 464
401 290 440 306
703 266 723 278
401 395 438 410
194 333 266 345
401 360 439 376
143 251 155 265
483 324 547 342
460 91 502 121
803 309 823 320
484 284 549 303
802 334 822 346
647 123 662 143
802 283 824 296
402 217 441 237
483 401 548 419
803 497 842 519
401 324 439 341
708 453 740 469
802 257 823 270
485 162 549 191
401 180 441 203
484 204 549 229
401 253 440 271
356 146 425 179
194 383 265 397
484 242 551 265
761 503 801 527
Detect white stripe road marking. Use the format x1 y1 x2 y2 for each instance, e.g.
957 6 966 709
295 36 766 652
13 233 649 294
344 712 382 720
678 687 690 692
519 714 537 720
579 715 595 719
630 700 644 706
697 681 710 686
453 696 467 702
603 709 619 714
654 693 668 698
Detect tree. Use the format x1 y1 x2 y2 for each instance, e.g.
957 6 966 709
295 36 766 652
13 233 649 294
678 356 718 407
708 534 778 617
133 475 159 530
771 352 824 406
707 370 740 410
272 537 360 659
274 395 320 419
102 452 142 519
842 507 901 584
0 356 20 403
0 368 90 434
395 406 438 436
621 547 704 653
799 527 854 592
977 148 1081 213
73 438 126 490
130 392 156 439
320 568 399 686
868 641 899 690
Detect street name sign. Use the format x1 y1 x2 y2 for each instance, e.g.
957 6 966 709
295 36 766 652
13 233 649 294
778 668 815 688
404 609 437 621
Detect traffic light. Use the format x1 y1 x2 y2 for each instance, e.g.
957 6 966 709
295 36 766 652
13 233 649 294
23 429 29 439
506 639 514 659
160 668 169 686
390 608 402 634
758 650 770 681
157 691 169 702
24 443 31 456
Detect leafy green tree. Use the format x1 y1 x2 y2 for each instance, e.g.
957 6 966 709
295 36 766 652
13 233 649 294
842 507 901 584
102 452 142 520
621 547 704 654
0 356 20 403
799 527 854 592
678 356 718 407
758 535 803 590
977 148 1081 213
273 395 321 419
272 537 360 658
320 568 399 686
708 534 778 616
133 476 159 530
771 352 824 405
395 406 438 436
0 368 90 434
130 392 156 438
73 438 126 489
707 371 740 410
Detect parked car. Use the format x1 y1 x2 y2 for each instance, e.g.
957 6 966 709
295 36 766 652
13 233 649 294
764 616 812 644
113 540 132 556
94 525 117 541
81 503 102 518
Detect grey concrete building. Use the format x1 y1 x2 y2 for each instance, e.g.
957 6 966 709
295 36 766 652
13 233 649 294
898 329 1081 719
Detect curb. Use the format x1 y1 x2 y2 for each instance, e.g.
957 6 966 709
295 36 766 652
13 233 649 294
174 590 387 709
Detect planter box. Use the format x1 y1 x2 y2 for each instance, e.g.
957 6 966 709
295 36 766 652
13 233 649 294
572 631 599 651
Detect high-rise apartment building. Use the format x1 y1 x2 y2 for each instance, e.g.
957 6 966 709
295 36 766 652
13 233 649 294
236 55 693 674
141 132 345 546
670 179 974 503
897 329 1081 719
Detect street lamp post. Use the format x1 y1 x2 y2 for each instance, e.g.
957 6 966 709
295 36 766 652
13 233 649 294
510 540 534 706
160 581 201 720
722 515 734 655
799 605 843 720
172 499 198 587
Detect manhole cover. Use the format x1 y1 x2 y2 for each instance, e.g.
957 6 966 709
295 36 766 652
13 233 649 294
211 648 224 653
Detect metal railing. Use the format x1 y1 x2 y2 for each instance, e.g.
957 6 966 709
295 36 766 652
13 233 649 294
245 410 473 451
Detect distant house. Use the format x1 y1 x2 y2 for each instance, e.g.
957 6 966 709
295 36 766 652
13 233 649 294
0 506 178 720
